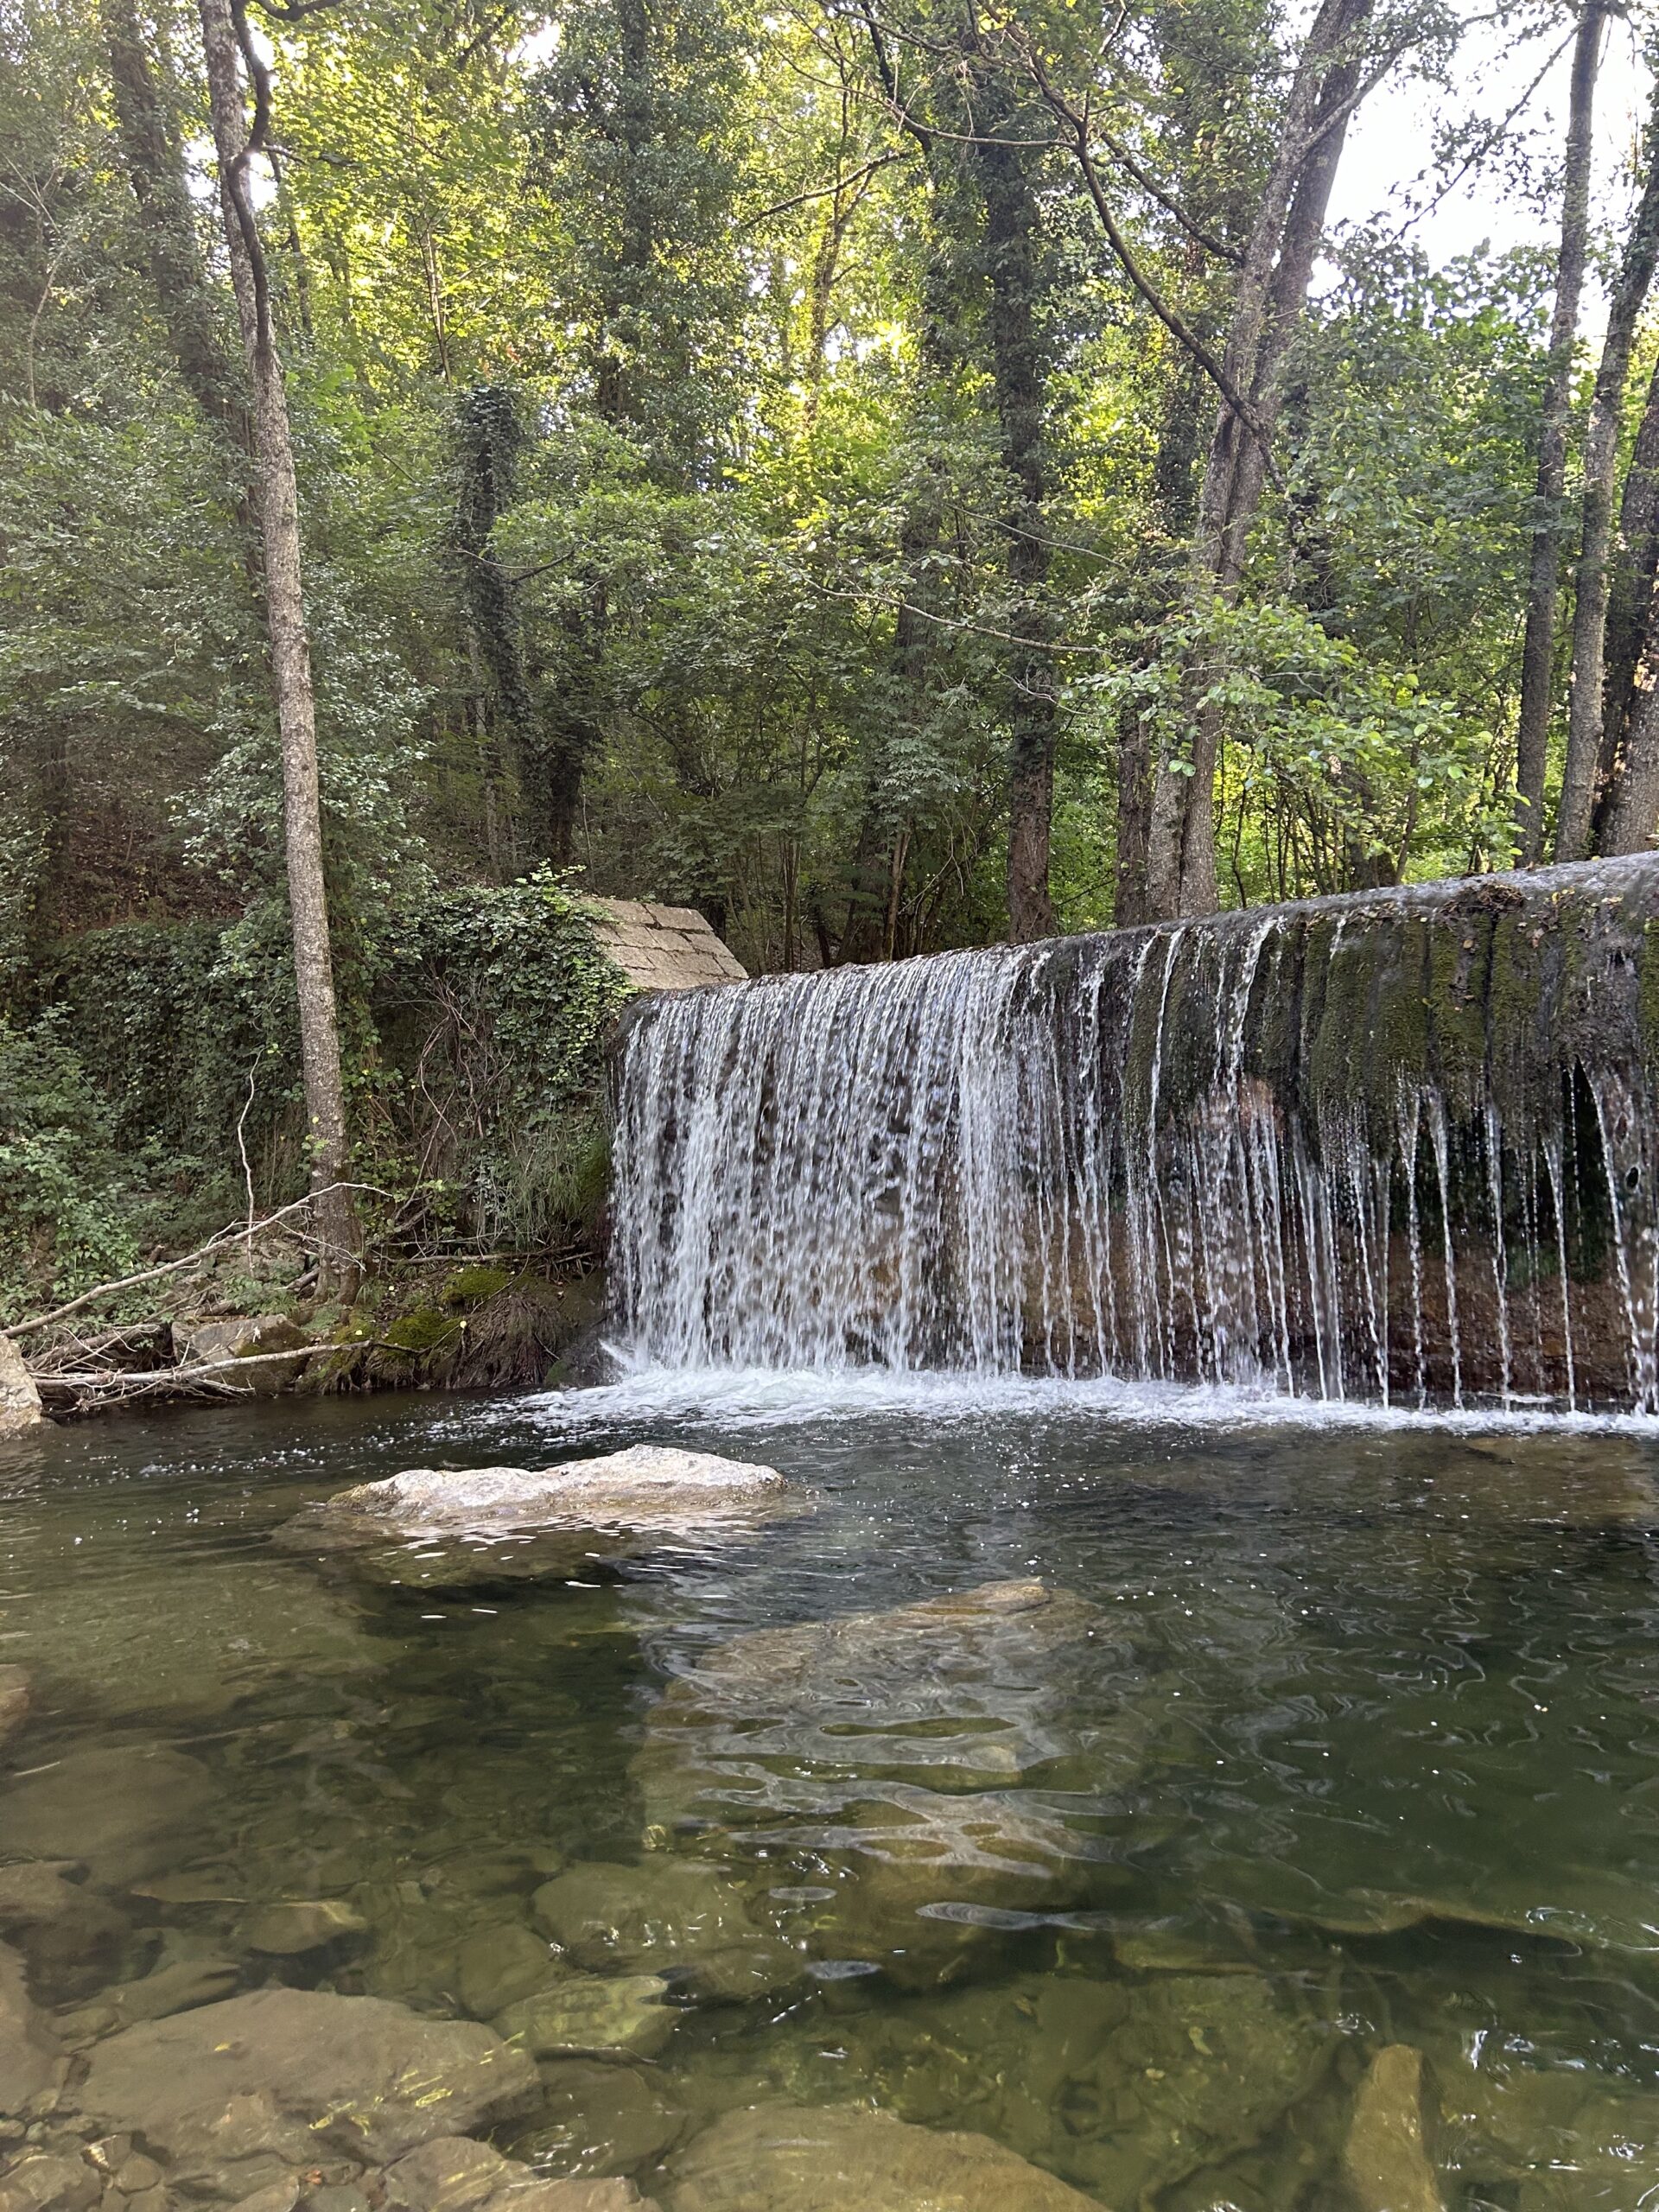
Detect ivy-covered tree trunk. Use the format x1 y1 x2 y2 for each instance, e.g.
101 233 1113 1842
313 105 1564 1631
1118 339 1210 926
1512 0 1608 861
452 383 529 872
969 73 1057 945
199 0 359 1287
101 0 245 440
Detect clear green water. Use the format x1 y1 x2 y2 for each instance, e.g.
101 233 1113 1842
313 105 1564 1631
5 1383 1659 2207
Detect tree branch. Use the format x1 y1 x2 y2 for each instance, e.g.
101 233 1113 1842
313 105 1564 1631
741 149 912 226
1021 48 1280 475
8 1183 393 1338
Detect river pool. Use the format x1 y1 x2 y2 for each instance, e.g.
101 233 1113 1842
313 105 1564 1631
3 1377 1659 2209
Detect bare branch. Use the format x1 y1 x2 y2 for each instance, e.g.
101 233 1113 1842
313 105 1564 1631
8 1184 394 1338
741 149 912 226
1090 127 1242 264
1019 44 1280 474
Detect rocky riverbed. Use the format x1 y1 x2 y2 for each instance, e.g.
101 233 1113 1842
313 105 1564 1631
5 1391 1659 2211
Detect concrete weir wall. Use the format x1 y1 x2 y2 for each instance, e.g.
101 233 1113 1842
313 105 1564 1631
612 857 1659 1414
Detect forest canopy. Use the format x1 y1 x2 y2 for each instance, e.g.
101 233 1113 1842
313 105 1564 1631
3 0 1659 1287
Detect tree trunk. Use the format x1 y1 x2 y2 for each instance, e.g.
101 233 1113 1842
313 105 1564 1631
1592 351 1659 847
971 86 1057 944
1602 649 1659 854
1555 100 1659 861
1145 0 1374 918
1602 456 1659 852
199 0 360 1287
451 383 531 860
1117 347 1207 926
1513 0 1608 861
101 0 245 439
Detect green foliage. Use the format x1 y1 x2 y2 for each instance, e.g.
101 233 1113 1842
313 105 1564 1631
1 0 1648 1306
375 872 631 1249
0 877 626 1313
1088 592 1510 902
0 1014 140 1313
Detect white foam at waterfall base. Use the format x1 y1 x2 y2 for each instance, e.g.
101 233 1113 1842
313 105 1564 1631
499 1357 1659 1439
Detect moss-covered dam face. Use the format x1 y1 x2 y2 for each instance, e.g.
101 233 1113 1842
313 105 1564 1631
612 857 1659 1414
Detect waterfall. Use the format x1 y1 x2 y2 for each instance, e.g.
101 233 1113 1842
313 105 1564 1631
610 860 1659 1414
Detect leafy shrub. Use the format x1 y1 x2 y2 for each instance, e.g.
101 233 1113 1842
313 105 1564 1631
12 872 630 1308
372 870 630 1250
0 1015 139 1315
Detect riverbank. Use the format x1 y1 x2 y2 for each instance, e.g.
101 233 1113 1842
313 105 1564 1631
3 1229 608 1425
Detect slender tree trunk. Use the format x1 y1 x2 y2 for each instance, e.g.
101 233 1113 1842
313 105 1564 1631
451 382 530 859
1556 105 1659 860
1117 346 1207 925
1592 350 1659 845
1602 640 1659 853
970 86 1058 944
1146 0 1373 917
837 482 938 963
1602 445 1659 851
1513 0 1608 860
199 0 360 1286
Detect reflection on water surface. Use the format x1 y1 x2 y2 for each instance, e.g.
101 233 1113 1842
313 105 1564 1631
3 1384 1659 2209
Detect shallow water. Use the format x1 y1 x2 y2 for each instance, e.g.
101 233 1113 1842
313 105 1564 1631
6 1382 1659 2207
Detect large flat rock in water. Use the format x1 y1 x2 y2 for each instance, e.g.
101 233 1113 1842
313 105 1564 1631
661 2102 1102 2211
77 1987 538 2197
0 1745 218 1885
632 1580 1130 1985
275 1447 798 1587
781 1968 1337 2204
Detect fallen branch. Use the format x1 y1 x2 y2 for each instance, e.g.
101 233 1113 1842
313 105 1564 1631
8 1183 395 1339
32 1341 331 1412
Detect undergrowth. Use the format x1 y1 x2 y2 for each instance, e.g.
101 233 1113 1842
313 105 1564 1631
1 872 630 1320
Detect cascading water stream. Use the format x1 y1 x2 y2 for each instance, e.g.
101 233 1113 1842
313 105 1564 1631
610 860 1659 1414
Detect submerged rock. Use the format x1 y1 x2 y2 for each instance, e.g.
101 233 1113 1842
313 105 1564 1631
1434 2050 1659 2207
0 1865 130 2002
516 2063 689 2178
76 1987 538 2198
0 1669 29 1754
56 1954 240 2041
0 2156 97 2212
1344 2045 1444 2212
10 1560 384 1726
454 1923 562 2020
276 1448 798 1588
380 2136 656 2212
1109 1921 1262 1974
632 1580 1120 1986
531 1860 801 2003
0 1745 217 1885
240 1898 369 1956
1210 1858 1659 1955
772 1968 1338 2204
0 1940 60 2117
493 1973 675 2061
661 2101 1100 2211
